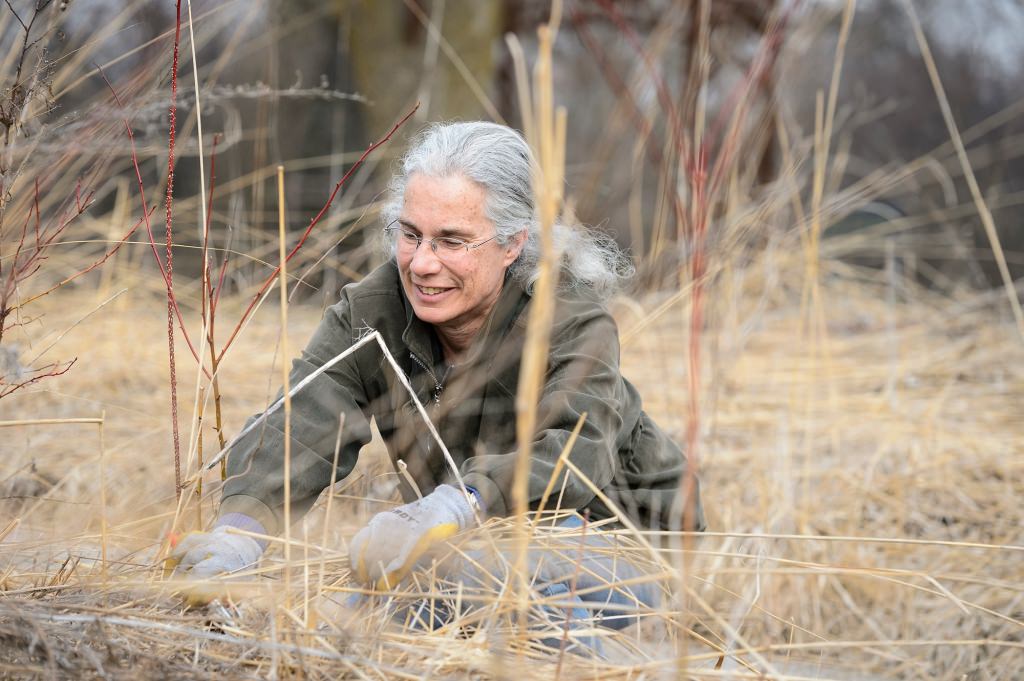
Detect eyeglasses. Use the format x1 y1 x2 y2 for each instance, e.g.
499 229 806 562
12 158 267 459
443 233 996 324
384 222 499 259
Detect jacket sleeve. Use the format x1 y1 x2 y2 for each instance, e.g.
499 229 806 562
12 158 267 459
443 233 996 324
457 306 627 518
219 294 376 535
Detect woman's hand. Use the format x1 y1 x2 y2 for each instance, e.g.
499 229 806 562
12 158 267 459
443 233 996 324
168 526 264 580
349 484 477 590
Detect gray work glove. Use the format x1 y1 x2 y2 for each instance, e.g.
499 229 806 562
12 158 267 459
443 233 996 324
349 484 477 590
168 525 264 580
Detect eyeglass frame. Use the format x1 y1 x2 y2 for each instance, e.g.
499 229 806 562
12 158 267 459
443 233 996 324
383 220 501 257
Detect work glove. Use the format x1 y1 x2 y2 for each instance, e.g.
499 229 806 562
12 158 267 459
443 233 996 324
167 525 264 580
349 484 478 590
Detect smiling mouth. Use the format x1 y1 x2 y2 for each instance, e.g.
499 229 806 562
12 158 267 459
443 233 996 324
416 285 451 296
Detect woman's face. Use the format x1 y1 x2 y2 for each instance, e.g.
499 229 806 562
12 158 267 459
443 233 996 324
395 173 524 348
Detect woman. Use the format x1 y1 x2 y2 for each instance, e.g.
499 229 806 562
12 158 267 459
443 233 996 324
171 121 704 641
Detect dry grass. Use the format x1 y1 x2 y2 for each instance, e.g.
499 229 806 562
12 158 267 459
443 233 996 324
1 2 1023 679
1 231 1021 678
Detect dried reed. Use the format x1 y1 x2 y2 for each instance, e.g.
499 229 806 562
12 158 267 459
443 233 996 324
1 2 1022 679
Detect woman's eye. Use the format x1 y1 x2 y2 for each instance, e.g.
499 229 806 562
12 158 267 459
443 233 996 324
400 231 420 243
436 238 466 251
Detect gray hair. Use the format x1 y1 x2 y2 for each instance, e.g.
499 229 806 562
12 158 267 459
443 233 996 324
380 121 633 300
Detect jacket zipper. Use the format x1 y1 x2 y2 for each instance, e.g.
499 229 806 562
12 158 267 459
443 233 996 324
409 351 451 409
409 351 452 466
407 350 440 403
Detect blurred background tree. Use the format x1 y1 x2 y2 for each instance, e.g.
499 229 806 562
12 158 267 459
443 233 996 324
8 0 1022 300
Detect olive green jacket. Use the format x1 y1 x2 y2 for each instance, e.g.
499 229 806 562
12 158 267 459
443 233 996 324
221 261 705 534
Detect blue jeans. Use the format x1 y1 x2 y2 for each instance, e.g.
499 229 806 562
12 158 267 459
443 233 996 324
397 516 662 655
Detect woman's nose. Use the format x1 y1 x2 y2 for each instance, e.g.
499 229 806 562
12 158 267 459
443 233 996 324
409 241 442 274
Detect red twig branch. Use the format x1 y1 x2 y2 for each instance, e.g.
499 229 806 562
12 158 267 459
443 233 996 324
704 9 791 198
201 133 229 460
215 103 420 364
15 207 152 309
166 0 183 499
209 133 232 320
2 178 96 342
683 146 708 533
568 4 663 166
202 134 220 307
0 357 77 400
589 0 794 534
99 67 209 377
592 0 691 169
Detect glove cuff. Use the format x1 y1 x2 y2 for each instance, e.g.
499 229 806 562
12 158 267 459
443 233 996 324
432 484 479 529
215 513 269 551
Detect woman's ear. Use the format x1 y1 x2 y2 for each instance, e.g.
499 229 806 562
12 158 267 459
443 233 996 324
503 228 528 266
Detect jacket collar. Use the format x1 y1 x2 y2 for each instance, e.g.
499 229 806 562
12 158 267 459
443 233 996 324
399 290 438 368
399 266 531 369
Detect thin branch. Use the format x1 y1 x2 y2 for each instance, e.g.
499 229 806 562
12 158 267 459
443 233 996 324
215 103 419 364
98 65 209 376
3 1 27 32
14 207 151 309
0 357 76 399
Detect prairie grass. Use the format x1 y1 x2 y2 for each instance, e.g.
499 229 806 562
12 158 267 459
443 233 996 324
2 227 1021 678
1 1 1022 679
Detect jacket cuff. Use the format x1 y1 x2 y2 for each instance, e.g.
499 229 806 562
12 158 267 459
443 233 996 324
461 473 506 517
464 485 485 514
219 494 279 537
